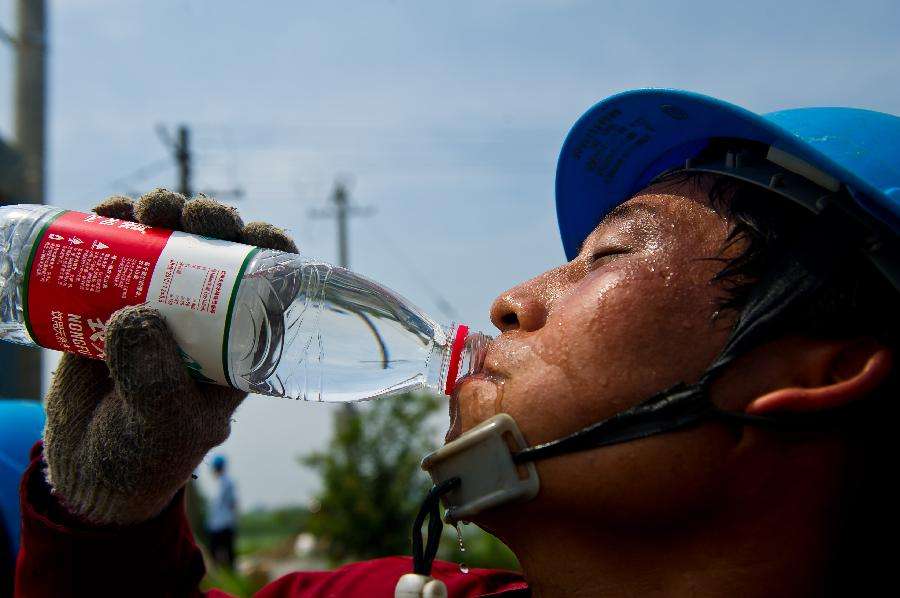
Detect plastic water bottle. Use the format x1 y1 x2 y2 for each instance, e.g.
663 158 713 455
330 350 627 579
0 203 489 401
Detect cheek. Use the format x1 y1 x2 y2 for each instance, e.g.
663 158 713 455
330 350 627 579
498 270 630 443
505 257 725 443
582 255 727 387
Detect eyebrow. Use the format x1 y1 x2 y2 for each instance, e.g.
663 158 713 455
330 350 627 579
576 201 660 255
602 200 658 225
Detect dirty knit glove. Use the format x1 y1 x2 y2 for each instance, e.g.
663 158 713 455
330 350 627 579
42 189 297 526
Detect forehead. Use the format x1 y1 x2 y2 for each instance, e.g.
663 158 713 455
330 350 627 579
581 180 725 247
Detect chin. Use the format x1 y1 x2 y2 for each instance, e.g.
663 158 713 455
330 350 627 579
446 374 505 443
445 406 463 443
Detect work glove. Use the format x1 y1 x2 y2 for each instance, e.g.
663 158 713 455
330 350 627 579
42 189 297 526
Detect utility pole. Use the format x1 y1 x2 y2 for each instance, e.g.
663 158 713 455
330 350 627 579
157 124 192 197
156 124 243 201
0 0 46 399
309 180 374 269
14 0 46 205
310 180 374 414
176 125 191 198
333 182 350 268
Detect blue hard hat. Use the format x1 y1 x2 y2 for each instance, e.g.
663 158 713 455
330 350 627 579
0 400 45 557
555 89 900 261
211 454 227 469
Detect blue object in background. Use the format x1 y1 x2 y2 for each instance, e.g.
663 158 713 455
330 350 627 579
0 400 45 556
555 89 900 261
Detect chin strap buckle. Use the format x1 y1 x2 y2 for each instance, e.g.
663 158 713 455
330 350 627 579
421 414 540 523
395 573 448 598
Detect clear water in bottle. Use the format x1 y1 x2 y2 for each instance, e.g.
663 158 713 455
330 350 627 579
226 250 486 401
0 203 490 402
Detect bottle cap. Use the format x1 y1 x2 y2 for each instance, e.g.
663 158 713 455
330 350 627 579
443 324 469 395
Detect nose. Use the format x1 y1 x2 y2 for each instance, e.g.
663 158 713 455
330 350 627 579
490 281 549 333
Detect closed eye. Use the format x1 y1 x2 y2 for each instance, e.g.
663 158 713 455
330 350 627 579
587 246 630 268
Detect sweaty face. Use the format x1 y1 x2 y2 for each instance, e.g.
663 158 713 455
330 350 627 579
449 181 742 522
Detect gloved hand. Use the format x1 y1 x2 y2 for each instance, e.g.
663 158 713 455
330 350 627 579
42 189 297 526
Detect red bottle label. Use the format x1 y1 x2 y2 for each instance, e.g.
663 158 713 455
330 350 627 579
25 211 172 359
24 210 257 385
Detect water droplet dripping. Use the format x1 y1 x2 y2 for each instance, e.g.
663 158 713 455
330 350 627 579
454 522 468 574
455 523 466 553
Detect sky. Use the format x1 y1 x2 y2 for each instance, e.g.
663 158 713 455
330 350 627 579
1 0 899 509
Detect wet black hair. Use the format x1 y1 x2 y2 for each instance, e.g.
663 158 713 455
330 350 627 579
655 154 897 596
655 168 899 347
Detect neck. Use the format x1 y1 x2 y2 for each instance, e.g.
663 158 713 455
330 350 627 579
490 490 836 598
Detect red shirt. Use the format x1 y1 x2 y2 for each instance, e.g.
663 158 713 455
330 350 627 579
16 443 529 597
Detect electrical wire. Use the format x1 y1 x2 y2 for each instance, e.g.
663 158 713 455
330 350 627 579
81 158 173 203
366 216 460 321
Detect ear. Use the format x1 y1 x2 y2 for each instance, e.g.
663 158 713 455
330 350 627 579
746 340 893 415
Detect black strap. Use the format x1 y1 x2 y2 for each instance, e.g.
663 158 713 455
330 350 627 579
514 197 860 465
513 382 714 463
411 477 460 576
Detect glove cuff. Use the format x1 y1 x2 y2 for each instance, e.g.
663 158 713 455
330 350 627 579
44 448 183 527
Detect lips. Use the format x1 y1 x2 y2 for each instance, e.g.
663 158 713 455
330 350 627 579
444 333 520 442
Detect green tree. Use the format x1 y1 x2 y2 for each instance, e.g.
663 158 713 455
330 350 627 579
300 393 441 564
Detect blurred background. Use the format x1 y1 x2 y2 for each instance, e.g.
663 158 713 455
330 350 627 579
1 0 898 594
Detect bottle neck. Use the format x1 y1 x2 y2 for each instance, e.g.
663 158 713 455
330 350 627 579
425 323 491 396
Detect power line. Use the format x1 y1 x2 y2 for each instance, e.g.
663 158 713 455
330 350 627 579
308 180 460 321
79 157 172 204
366 217 460 321
108 158 172 190
157 123 244 200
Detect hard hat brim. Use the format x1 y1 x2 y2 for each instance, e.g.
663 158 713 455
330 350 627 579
555 89 900 260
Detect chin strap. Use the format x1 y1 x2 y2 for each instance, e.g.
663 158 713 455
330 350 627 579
411 477 460 576
395 478 460 598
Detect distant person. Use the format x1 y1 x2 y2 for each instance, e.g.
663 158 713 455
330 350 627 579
13 90 900 596
207 455 238 570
